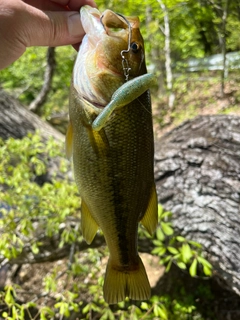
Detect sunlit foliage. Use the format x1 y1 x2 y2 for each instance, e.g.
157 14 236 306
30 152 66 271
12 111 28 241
0 133 212 319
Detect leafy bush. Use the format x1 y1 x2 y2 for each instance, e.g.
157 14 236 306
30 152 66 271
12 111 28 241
0 133 212 319
152 205 212 277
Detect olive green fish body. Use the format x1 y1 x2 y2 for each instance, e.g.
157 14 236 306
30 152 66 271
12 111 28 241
67 6 158 304
70 87 153 253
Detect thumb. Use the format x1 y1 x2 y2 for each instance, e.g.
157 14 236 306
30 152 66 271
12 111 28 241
21 4 85 47
0 1 85 69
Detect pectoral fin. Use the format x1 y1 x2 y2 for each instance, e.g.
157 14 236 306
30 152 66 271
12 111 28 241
141 185 158 236
81 199 99 244
87 128 109 156
65 121 73 159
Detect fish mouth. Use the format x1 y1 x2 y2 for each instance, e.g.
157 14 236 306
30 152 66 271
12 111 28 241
80 6 131 43
74 6 135 107
80 6 105 40
100 10 131 37
80 6 133 77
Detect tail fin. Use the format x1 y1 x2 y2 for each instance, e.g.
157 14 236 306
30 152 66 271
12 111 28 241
103 256 151 304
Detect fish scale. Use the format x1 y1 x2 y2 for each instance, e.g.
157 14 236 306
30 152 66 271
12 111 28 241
71 94 151 255
66 5 158 304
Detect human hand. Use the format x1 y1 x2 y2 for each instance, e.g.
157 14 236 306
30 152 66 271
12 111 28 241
0 0 96 70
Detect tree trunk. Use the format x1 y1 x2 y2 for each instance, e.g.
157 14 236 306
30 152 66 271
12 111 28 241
157 0 175 109
220 0 230 97
154 114 240 296
29 47 56 113
210 0 231 96
0 89 63 142
145 5 165 95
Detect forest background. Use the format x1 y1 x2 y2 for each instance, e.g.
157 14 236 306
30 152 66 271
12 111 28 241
0 0 240 319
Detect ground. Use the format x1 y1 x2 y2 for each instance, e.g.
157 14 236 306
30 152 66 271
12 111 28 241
152 72 240 139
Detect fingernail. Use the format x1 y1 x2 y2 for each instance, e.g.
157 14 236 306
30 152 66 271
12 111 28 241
68 12 84 37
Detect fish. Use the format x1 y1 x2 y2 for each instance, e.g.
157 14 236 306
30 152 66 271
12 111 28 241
66 5 158 304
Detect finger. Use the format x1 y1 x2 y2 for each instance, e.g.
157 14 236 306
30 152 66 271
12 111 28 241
23 0 96 11
23 0 67 11
20 2 85 47
72 42 81 51
51 0 97 10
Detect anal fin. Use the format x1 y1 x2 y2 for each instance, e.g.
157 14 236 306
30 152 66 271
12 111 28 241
81 199 99 244
141 185 158 236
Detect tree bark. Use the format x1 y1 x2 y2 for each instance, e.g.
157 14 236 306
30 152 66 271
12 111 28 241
29 47 56 113
154 114 240 295
0 89 63 142
145 5 165 95
220 0 230 96
208 0 231 96
157 0 175 109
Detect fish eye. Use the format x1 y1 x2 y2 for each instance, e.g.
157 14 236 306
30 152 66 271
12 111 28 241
130 42 140 53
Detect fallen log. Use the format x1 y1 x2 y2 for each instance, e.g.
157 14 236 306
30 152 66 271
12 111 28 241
154 114 240 295
0 89 63 142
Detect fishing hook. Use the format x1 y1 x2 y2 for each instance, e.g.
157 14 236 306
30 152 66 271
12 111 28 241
100 12 132 82
116 13 132 81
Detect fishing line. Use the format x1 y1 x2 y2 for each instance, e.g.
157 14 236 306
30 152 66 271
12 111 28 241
136 96 153 116
100 12 132 81
115 13 132 81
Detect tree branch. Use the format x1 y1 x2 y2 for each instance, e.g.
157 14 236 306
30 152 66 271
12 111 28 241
29 47 56 113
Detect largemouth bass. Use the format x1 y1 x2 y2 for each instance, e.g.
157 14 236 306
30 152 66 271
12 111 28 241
66 5 158 304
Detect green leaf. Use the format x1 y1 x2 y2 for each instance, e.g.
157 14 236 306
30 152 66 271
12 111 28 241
100 309 115 320
158 305 168 320
20 305 25 319
40 307 54 320
140 302 149 310
82 304 90 314
197 256 212 269
161 211 172 219
176 236 185 242
152 246 166 256
167 246 179 255
188 240 202 248
158 204 164 218
31 243 39 254
40 313 47 320
154 304 168 319
165 259 172 272
161 222 174 236
203 265 212 276
4 286 15 306
189 258 198 277
177 261 187 269
153 239 163 247
156 228 165 241
181 243 193 263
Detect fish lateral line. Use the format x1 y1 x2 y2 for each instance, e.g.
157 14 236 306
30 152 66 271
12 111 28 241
92 73 155 131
